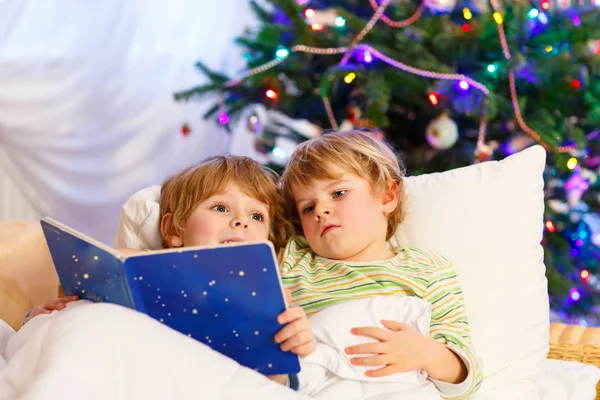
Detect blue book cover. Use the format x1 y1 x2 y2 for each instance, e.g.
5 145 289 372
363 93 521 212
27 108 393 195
41 217 300 375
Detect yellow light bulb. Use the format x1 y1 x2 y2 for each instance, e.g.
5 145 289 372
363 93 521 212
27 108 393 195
344 72 356 84
463 8 472 20
545 46 553 53
567 157 578 170
493 12 503 24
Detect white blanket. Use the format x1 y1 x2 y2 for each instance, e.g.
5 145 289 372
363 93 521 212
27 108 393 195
0 297 440 400
0 302 309 400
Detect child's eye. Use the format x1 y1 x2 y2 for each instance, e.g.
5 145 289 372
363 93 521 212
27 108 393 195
302 205 314 214
211 204 228 213
333 190 346 198
251 212 264 222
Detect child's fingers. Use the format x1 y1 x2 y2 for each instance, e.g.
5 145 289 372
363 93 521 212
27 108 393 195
44 300 67 311
283 289 292 307
34 308 52 316
280 331 314 352
350 354 391 367
45 296 79 311
62 295 79 303
274 318 311 344
288 339 316 358
345 341 387 355
28 307 51 320
277 306 305 325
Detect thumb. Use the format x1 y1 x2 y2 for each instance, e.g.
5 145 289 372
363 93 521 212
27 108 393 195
284 288 292 307
381 320 410 332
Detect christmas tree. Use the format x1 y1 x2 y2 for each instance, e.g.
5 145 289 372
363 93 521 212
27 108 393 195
175 0 600 324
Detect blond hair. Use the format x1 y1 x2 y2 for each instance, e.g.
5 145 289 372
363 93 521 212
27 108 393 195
281 130 406 240
160 155 293 250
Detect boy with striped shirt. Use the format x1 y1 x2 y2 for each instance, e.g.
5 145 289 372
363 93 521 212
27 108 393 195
280 131 482 399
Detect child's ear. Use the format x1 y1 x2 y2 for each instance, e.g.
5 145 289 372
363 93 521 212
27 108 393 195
381 180 399 216
160 213 183 248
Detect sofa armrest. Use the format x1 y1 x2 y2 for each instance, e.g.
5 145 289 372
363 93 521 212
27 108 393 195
0 221 59 330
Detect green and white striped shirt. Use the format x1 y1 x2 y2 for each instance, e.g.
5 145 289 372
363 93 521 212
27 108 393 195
281 236 482 400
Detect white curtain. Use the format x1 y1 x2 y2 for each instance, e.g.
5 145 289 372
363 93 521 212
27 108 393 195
0 0 256 243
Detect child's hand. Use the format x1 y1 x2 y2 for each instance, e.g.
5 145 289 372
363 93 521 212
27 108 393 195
274 289 315 358
344 320 436 378
23 296 79 325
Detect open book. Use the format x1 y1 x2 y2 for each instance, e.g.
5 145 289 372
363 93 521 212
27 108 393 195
40 217 300 375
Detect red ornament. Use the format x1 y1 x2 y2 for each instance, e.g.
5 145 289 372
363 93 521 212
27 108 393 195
571 79 581 89
181 123 191 137
461 24 471 33
346 106 362 124
474 143 493 162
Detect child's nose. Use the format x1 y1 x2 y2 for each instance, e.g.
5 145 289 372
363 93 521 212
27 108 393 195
231 218 248 229
314 205 332 220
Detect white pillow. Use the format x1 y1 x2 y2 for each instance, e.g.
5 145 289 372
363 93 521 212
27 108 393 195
538 359 600 400
114 185 162 249
116 146 549 400
389 145 548 400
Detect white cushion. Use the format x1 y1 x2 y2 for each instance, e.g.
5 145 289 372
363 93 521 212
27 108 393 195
116 146 549 399
538 359 600 400
389 145 548 400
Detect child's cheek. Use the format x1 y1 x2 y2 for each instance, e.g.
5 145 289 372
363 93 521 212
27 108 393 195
302 220 318 237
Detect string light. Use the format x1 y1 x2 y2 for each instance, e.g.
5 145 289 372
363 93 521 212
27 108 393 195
344 72 356 83
462 24 471 33
545 46 553 53
265 89 278 99
335 16 346 27
459 80 470 90
487 64 496 73
541 0 550 10
570 289 581 301
321 96 338 129
573 16 581 26
490 0 575 153
571 79 581 89
463 8 472 20
528 8 540 18
428 93 439 106
567 157 578 170
493 12 503 24
546 220 556 233
214 0 589 158
222 0 487 138
275 47 289 59
272 147 286 158
311 24 324 31
367 0 426 28
581 270 590 280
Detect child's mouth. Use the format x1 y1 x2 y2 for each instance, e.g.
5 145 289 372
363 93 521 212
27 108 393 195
321 225 339 237
220 238 244 244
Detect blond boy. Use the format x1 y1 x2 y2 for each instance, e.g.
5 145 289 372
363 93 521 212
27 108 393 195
280 131 482 399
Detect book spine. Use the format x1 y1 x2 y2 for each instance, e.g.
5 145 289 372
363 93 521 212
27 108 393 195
122 259 147 314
